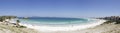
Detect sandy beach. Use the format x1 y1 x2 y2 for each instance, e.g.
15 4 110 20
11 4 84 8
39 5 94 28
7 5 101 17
0 22 39 33
0 19 120 33
40 24 120 33
0 16 120 33
0 20 120 33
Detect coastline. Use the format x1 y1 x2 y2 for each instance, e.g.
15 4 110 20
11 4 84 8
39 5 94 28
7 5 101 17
0 16 120 33
20 18 106 32
1 20 120 33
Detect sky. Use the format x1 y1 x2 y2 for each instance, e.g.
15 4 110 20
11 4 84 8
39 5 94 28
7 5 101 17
0 0 120 17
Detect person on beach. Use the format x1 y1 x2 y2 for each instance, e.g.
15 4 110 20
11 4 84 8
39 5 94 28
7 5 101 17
16 20 20 27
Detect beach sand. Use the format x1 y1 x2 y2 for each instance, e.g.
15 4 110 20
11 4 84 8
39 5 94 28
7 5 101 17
0 22 39 33
40 24 120 33
0 22 120 33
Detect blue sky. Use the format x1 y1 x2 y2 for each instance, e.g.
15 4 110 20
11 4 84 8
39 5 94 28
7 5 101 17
0 0 120 17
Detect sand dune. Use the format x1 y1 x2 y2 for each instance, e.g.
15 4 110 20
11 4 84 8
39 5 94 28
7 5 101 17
0 23 39 33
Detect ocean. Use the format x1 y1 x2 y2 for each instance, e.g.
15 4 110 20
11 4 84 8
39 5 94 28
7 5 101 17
18 17 106 31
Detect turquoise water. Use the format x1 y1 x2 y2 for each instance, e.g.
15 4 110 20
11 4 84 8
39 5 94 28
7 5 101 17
17 17 105 31
19 17 95 26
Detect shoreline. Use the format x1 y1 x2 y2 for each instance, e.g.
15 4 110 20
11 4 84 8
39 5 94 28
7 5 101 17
0 16 120 33
1 20 120 33
20 18 106 32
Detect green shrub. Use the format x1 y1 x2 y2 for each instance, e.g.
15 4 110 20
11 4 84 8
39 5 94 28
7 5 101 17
19 25 27 28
